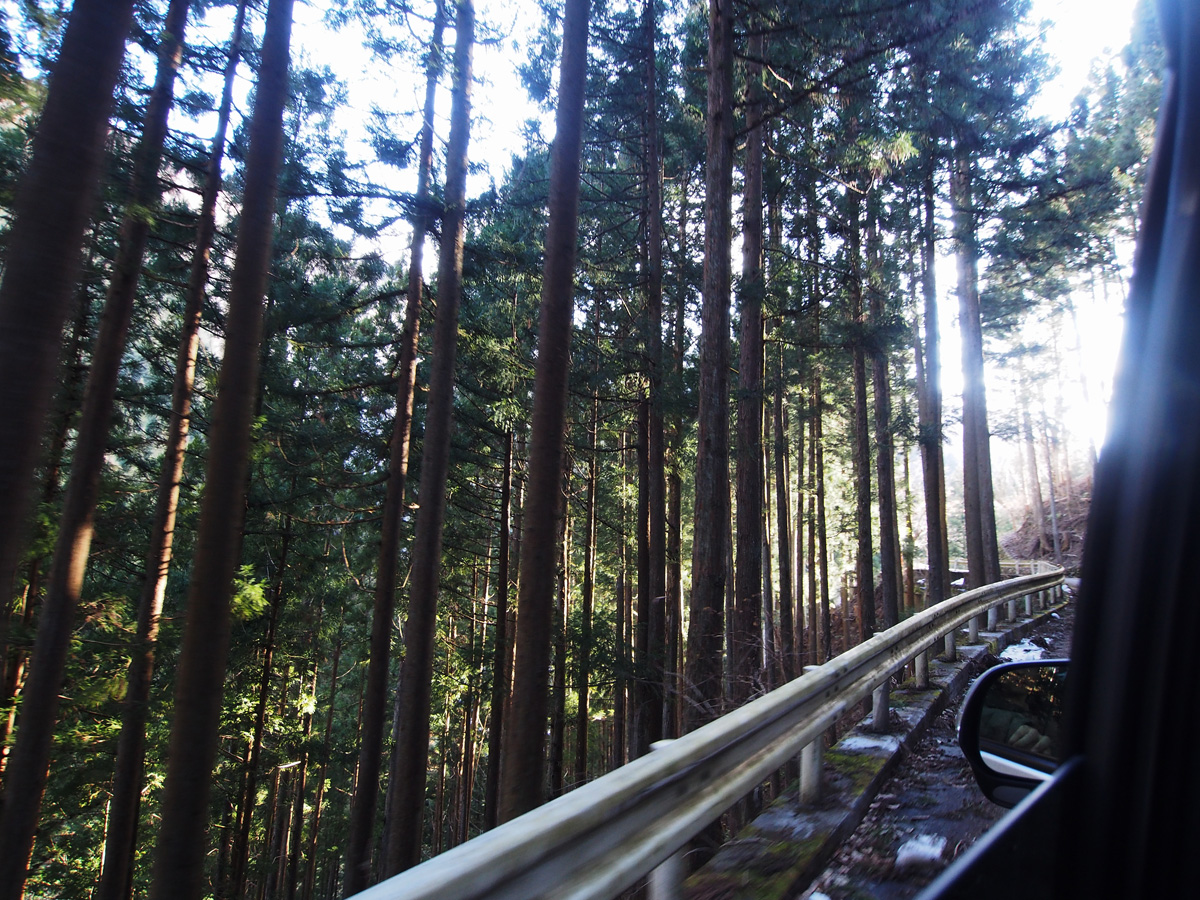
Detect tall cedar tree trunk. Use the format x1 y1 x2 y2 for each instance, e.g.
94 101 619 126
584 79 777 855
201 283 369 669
146 1 293 896
951 145 1002 588
262 667 293 900
285 656 315 900
765 176 796 678
498 0 590 822
773 355 795 679
301 615 344 900
1023 401 1048 549
431 627 454 856
805 419 817 663
634 399 651 757
902 439 916 614
614 433 629 764
482 431 513 828
848 190 876 639
685 0 734 733
760 444 777 687
612 567 627 769
0 0 135 696
815 388 833 659
379 0 447 831
100 6 248 897
804 162 832 662
229 521 290 900
549 505 569 797
573 392 598 784
349 1 445 883
916 168 951 607
0 265 98 779
733 29 765 705
640 0 667 757
665 172 689 739
376 0 474 879
1040 405 1065 565
454 597 479 843
1 3 180 892
1 268 92 759
867 211 901 628
1051 333 1075 505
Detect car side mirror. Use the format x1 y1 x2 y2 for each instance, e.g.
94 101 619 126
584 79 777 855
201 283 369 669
958 659 1069 808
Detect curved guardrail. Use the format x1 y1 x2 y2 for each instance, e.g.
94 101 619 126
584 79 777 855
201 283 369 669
353 567 1065 900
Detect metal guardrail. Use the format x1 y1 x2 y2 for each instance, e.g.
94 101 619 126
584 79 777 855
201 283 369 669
354 567 1065 900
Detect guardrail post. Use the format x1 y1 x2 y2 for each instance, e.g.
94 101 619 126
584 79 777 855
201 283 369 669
648 741 684 900
987 606 999 630
872 679 890 732
944 629 956 662
1025 592 1033 617
800 666 823 803
801 737 823 804
914 647 929 689
649 847 684 900
1007 597 1017 621
968 615 979 643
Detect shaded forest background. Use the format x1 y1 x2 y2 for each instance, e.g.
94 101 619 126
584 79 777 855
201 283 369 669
0 0 1161 897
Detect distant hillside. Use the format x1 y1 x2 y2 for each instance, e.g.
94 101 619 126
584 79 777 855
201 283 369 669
1001 477 1091 574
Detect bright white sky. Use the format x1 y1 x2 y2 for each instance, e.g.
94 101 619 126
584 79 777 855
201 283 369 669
1030 0 1140 116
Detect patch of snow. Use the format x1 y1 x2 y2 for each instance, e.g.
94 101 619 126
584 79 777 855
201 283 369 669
838 733 901 754
807 893 833 900
1000 638 1045 661
896 834 947 869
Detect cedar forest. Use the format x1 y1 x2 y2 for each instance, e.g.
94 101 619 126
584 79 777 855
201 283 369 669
0 0 1162 897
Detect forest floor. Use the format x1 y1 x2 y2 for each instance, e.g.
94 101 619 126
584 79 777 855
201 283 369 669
796 599 1076 900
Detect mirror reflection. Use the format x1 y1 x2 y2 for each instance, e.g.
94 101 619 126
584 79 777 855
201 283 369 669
978 663 1068 771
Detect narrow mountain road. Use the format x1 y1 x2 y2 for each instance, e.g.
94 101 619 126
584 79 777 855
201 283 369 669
798 602 1076 900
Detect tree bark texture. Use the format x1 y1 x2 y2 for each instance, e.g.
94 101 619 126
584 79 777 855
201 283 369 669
498 0 590 823
100 7 248 897
641 0 667 760
664 171 689 740
228 524 290 900
0 0 136 687
684 0 734 734
773 361 795 680
867 211 901 629
146 2 293 897
634 399 652 757
0 1 187 892
573 398 598 785
350 2 446 885
917 168 952 607
377 0 474 879
848 190 876 640
482 431 513 829
952 145 1002 588
733 29 765 706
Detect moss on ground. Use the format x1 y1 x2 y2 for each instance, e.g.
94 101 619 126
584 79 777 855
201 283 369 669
684 834 828 900
825 749 889 795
